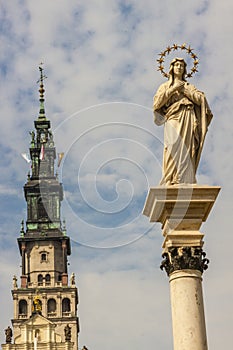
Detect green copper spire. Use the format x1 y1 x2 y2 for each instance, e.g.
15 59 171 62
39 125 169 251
37 64 47 120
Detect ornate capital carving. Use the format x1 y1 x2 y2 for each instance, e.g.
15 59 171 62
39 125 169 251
160 247 209 276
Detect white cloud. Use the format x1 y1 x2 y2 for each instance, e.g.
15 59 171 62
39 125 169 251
0 184 19 196
77 269 172 350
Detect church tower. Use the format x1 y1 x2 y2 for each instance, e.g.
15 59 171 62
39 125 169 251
2 67 79 350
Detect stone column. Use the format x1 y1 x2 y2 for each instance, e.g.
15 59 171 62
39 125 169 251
28 293 33 316
143 185 220 350
21 243 27 288
169 269 207 350
12 293 18 319
21 243 26 275
57 292 62 318
62 240 67 274
42 293 47 317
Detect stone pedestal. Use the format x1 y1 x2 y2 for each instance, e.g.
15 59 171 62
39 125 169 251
143 185 220 350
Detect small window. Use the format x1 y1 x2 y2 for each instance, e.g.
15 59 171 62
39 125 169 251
62 298 71 313
45 274 51 285
47 298 56 313
41 253 47 261
38 274 43 286
35 329 40 341
19 299 27 315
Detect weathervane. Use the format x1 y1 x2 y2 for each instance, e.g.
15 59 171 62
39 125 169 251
37 62 47 84
157 43 199 78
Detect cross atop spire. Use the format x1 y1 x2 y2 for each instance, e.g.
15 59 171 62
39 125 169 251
37 64 47 120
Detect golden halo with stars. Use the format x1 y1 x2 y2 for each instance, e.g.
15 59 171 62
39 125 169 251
157 43 199 79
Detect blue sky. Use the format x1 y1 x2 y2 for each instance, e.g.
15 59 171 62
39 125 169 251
0 0 233 349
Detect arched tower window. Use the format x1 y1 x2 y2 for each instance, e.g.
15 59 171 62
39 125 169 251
19 299 27 316
62 298 71 314
45 274 51 285
38 274 43 286
47 298 56 316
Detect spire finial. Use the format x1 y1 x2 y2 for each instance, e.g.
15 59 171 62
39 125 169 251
37 63 47 119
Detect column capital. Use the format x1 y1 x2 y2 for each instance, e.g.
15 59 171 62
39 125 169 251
160 246 209 276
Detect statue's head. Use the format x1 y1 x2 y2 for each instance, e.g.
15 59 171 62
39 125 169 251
169 58 187 82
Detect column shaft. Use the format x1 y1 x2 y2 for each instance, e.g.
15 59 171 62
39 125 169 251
62 241 67 273
169 269 208 350
22 245 26 275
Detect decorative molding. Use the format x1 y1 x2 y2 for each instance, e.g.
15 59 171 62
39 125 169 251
160 247 209 276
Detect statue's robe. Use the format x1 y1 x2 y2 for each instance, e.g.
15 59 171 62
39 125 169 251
153 81 212 185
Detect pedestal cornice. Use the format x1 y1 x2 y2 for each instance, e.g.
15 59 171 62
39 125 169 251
143 185 220 228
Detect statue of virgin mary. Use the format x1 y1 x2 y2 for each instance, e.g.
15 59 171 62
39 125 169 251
153 58 212 185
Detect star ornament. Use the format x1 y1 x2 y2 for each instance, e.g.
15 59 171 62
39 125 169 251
187 45 193 54
160 51 166 57
181 43 187 50
156 43 199 79
158 65 164 72
157 57 164 64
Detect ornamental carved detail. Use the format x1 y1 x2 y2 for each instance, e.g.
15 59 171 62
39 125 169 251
160 247 209 276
